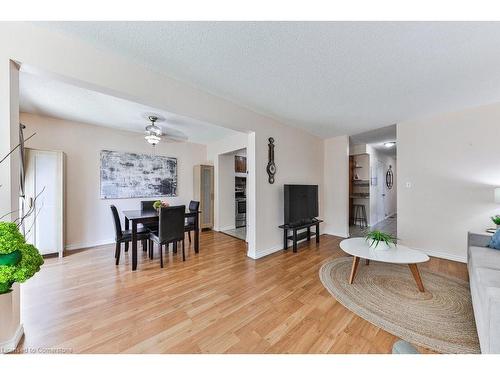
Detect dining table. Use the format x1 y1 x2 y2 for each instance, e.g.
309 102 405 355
122 208 201 271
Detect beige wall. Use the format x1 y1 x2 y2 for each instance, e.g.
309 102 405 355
323 135 349 238
21 112 207 250
398 101 500 262
252 130 324 258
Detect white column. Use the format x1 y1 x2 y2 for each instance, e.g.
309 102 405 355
246 132 256 258
0 59 23 353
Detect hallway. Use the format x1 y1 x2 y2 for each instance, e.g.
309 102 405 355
349 214 397 238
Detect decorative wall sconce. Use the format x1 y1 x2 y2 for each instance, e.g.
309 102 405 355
266 137 276 184
386 165 394 189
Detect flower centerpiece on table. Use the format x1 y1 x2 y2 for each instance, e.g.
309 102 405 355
153 200 170 212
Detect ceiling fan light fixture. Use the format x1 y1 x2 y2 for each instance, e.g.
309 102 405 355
145 134 161 145
145 115 162 146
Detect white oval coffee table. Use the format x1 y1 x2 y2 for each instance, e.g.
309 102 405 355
339 238 430 292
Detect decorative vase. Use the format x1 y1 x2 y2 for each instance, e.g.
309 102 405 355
497 224 500 230
0 250 22 266
0 286 24 353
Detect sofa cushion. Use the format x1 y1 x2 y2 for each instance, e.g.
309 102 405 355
468 246 500 271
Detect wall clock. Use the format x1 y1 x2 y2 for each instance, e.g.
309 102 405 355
267 137 276 184
386 165 394 189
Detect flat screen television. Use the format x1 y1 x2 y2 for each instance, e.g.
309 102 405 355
284 184 319 225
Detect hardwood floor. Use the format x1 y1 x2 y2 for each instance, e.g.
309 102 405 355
17 231 468 354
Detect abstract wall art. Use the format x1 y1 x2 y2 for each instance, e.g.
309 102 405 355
100 150 177 199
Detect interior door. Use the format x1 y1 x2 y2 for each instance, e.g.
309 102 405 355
200 165 214 228
25 149 64 257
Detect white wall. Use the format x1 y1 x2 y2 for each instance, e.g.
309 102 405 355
20 112 207 250
398 101 500 262
323 135 349 238
207 133 248 159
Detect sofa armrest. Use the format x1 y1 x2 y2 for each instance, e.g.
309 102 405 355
468 232 492 248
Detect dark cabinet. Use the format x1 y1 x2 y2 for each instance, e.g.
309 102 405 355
235 156 247 173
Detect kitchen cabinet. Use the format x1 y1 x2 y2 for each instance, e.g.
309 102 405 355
235 156 247 173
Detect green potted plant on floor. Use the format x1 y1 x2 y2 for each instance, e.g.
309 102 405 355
365 230 397 250
0 222 44 294
491 215 500 230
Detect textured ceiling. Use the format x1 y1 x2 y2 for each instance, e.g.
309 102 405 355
36 21 500 138
19 71 241 145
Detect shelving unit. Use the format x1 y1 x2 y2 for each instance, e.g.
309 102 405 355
349 154 370 225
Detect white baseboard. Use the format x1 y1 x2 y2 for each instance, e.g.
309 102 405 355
250 232 331 259
248 243 283 259
422 248 467 263
65 238 114 251
323 230 349 238
0 324 23 354
218 225 236 232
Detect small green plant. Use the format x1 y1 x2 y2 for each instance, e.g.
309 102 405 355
365 230 397 249
0 222 25 255
0 222 44 294
153 200 169 210
491 215 500 225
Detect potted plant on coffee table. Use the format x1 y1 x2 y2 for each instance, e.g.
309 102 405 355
365 230 397 250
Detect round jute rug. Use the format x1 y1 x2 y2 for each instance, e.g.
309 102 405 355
319 257 480 353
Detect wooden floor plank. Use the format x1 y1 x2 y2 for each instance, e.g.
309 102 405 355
17 230 467 354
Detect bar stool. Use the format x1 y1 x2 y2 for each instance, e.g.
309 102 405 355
353 204 367 228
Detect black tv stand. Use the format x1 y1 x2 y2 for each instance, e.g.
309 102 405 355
279 219 323 253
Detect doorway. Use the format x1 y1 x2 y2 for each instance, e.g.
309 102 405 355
216 148 247 242
348 125 397 238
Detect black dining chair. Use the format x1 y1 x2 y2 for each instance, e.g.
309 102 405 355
141 200 159 233
141 200 156 211
184 200 200 243
110 205 150 265
149 205 186 268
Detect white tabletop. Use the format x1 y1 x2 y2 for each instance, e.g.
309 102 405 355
340 237 429 264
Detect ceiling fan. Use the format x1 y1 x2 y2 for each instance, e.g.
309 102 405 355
144 115 188 146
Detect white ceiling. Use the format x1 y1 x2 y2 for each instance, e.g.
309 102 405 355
35 21 500 138
19 71 241 144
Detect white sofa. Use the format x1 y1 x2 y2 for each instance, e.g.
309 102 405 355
467 232 500 353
